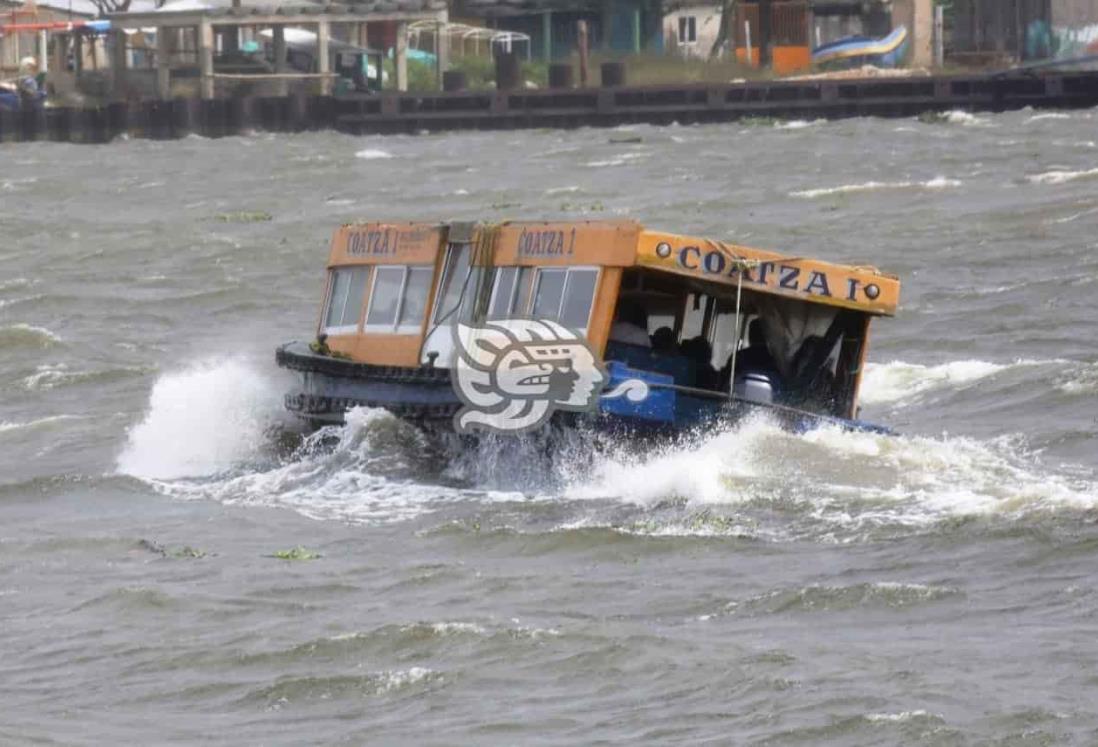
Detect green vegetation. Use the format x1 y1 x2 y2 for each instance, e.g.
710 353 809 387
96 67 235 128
270 546 322 561
216 211 273 223
387 52 765 93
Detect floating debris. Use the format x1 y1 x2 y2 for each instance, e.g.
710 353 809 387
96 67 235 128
269 546 322 561
215 211 273 223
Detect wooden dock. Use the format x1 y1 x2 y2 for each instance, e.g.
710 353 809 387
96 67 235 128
2 70 1096 144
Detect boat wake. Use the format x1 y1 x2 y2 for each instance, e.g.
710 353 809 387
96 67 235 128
116 357 1098 540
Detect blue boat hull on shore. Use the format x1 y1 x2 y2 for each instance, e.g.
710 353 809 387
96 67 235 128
812 26 910 69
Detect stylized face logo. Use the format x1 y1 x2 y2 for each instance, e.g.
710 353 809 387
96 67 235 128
451 319 607 434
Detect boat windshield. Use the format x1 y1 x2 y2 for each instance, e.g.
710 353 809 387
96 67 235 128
432 244 481 325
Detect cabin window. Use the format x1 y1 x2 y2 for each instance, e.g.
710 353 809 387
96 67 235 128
530 266 599 332
323 266 371 334
397 267 433 331
488 266 535 319
365 265 434 333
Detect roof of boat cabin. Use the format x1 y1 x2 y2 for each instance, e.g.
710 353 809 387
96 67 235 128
326 220 901 316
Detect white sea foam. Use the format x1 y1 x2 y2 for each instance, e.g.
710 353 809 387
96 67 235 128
584 152 648 168
376 667 436 693
1027 112 1072 122
0 415 77 434
865 710 937 723
776 119 823 130
1058 362 1098 395
116 357 286 480
119 358 1098 533
354 148 393 160
942 110 987 126
569 415 1098 528
0 323 62 348
860 360 1012 405
1027 166 1098 185
790 177 960 199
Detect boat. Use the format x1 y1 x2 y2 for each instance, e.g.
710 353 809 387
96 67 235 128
276 220 900 437
812 26 910 70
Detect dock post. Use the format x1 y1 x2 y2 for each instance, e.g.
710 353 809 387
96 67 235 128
933 5 944 67
109 29 128 101
577 20 589 86
156 26 171 100
198 19 215 100
272 25 289 97
316 18 331 96
436 16 449 91
542 10 552 60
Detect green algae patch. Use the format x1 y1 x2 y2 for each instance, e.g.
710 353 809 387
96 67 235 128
215 210 274 223
270 546 322 561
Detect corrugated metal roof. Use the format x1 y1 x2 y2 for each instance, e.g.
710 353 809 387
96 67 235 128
110 0 444 15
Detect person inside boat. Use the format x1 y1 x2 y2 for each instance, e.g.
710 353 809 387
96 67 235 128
681 336 720 390
17 57 41 106
609 300 651 348
722 318 781 389
650 326 676 354
790 334 839 412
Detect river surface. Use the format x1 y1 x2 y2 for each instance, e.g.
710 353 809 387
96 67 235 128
2 109 1098 745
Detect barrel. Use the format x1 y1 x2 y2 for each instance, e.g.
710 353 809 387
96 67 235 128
442 70 467 92
600 61 626 87
548 63 574 89
495 52 522 91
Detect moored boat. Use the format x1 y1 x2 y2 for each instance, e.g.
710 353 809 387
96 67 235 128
812 26 910 70
277 220 900 437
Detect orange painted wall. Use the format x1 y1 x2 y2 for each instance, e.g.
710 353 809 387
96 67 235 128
773 45 811 74
735 45 810 73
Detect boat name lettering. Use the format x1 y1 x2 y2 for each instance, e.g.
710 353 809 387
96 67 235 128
673 246 885 301
346 228 433 257
517 227 576 257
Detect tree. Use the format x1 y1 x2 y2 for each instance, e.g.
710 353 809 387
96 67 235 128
709 0 736 60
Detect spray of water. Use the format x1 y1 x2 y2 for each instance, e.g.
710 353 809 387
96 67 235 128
116 356 1098 535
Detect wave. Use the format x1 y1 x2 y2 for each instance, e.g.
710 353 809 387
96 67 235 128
584 152 649 168
790 176 960 199
1027 166 1098 185
0 324 62 350
775 119 824 130
726 581 961 615
1058 361 1098 395
240 667 440 708
354 148 393 160
1027 112 1072 122
566 414 1098 537
116 357 287 480
22 363 151 392
119 358 1097 538
0 415 79 435
860 359 1013 405
928 110 989 127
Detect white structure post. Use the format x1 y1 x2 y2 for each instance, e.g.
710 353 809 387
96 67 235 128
395 20 408 92
316 18 331 95
198 19 215 99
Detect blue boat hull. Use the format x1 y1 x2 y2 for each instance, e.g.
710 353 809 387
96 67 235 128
812 26 910 69
277 341 891 437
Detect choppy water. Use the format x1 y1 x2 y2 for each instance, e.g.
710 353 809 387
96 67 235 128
3 108 1098 744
